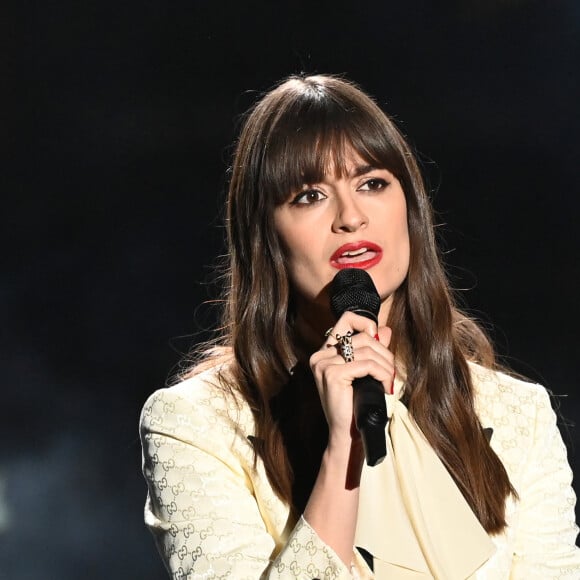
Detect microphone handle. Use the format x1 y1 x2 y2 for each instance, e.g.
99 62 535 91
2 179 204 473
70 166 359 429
353 375 388 466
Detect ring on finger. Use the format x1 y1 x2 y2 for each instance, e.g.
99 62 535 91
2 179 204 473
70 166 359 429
335 331 354 363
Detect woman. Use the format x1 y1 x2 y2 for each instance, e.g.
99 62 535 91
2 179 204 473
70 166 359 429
140 75 580 579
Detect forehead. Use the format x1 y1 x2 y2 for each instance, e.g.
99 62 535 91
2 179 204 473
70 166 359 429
299 140 385 186
261 119 403 207
316 147 376 180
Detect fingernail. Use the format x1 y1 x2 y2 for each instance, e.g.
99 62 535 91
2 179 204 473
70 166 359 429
374 333 380 341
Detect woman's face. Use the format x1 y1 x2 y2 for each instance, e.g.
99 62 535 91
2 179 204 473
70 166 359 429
273 148 410 325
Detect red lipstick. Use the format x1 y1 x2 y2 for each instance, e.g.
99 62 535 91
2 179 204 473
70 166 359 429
330 241 383 270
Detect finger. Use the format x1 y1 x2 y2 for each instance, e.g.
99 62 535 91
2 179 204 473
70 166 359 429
375 326 393 348
314 343 393 377
350 332 394 365
322 357 394 392
316 326 394 371
323 311 378 347
349 344 394 375
313 342 395 394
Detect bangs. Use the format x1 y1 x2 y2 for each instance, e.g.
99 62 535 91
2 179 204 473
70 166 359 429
256 82 406 207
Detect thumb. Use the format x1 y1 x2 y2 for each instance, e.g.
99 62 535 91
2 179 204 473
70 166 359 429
375 326 392 347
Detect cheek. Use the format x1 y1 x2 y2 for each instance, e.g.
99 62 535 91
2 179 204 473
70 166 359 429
285 241 320 288
275 224 315 283
388 200 411 275
398 236 411 276
279 235 329 301
400 218 411 264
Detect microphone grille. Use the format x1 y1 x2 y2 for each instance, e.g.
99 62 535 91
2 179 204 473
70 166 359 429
330 268 381 321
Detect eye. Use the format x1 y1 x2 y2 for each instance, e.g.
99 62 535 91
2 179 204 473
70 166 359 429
290 188 327 205
358 177 389 192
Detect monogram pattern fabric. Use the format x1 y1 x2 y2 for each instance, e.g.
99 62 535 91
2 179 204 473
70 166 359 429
140 365 580 579
471 365 579 579
140 369 360 579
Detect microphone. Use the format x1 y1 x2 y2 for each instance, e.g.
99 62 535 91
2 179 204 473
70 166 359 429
330 268 388 466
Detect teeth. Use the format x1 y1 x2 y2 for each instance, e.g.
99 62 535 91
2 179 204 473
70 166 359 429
343 248 367 257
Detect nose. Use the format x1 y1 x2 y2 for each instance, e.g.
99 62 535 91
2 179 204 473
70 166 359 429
332 193 369 233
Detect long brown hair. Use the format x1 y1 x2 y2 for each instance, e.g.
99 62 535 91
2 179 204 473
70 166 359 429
189 74 515 533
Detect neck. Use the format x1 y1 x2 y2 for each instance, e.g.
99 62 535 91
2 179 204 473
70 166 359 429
293 300 334 359
292 292 394 358
378 293 394 327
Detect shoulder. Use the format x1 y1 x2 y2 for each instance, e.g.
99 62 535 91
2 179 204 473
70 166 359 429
469 362 552 422
139 364 255 440
468 362 556 478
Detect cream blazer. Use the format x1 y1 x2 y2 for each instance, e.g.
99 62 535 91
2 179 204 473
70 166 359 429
140 363 580 579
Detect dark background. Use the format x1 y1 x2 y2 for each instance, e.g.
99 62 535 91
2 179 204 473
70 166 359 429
2 1 579 577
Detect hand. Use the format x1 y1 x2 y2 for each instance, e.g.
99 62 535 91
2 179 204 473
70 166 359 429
309 311 395 451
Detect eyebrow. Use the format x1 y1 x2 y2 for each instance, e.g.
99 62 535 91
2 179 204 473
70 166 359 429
351 164 376 178
300 164 379 189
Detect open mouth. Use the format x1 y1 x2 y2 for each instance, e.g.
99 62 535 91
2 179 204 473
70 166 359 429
337 247 376 263
331 242 383 269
